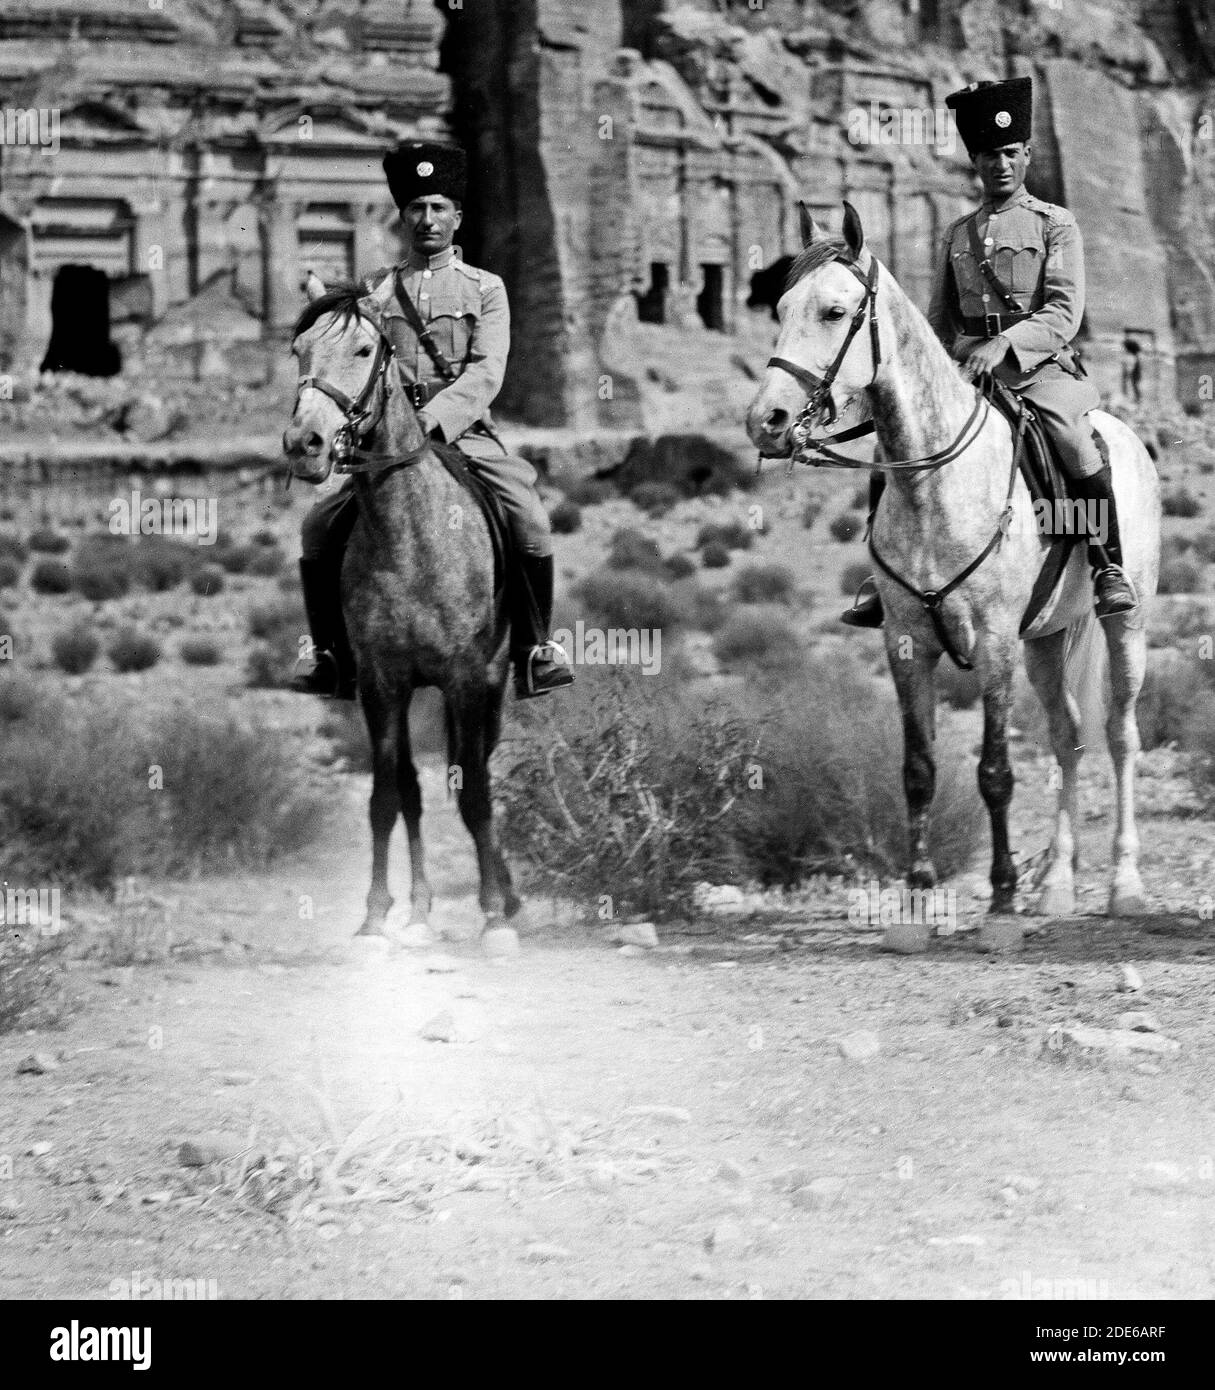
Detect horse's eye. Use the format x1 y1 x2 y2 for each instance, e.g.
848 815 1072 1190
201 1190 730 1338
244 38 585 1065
355 345 373 357
824 306 847 321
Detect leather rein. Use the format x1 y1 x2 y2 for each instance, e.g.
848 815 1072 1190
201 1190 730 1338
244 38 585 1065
292 305 429 478
765 253 1022 672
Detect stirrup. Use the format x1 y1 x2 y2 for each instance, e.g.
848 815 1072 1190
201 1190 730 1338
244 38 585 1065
516 640 574 699
1092 564 1138 618
840 576 884 629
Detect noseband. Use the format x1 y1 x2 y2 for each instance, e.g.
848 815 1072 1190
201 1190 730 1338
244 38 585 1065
293 307 427 476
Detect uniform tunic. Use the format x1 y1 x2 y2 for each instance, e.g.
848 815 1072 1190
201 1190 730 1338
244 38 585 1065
302 245 550 561
926 186 1103 478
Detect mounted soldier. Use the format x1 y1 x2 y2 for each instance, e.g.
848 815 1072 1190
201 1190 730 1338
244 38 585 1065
291 140 574 701
842 75 1138 628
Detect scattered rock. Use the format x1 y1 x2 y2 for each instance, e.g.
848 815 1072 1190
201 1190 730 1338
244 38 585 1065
790 1176 846 1210
838 1030 881 1063
617 944 648 958
177 1133 250 1167
977 919 1023 954
16 1052 58 1076
616 922 659 949
482 926 520 959
1115 964 1144 993
1056 1024 1179 1055
1004 1173 1041 1194
393 924 433 950
692 883 745 913
1116 1010 1161 1033
623 1104 692 1126
27 1140 53 1157
420 1009 458 1043
881 923 929 955
215 1070 257 1087
705 1219 747 1254
523 1242 571 1263
1141 1161 1187 1186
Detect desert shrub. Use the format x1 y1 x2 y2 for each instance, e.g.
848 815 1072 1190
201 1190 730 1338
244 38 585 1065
802 499 823 531
561 475 613 506
829 512 863 543
496 659 985 914
1190 528 1215 565
713 604 801 671
30 559 72 594
251 527 279 547
701 542 730 569
179 635 223 666
1185 702 1215 806
108 626 162 673
607 527 666 576
0 671 46 727
249 595 306 642
615 434 752 502
27 526 70 554
73 564 131 602
0 557 20 588
1162 485 1202 519
840 560 871 596
0 532 27 564
246 544 286 578
131 537 192 591
215 541 258 574
629 481 682 517
1149 599 1213 650
191 563 225 596
550 499 582 535
0 697 326 886
850 482 870 509
1136 650 1212 750
732 562 795 606
573 567 689 632
246 594 307 688
665 553 696 580
696 521 753 552
1158 557 1203 595
937 662 982 711
51 623 101 675
0 933 71 1036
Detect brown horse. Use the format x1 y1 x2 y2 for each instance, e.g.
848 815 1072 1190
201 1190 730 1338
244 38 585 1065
283 275 520 950
747 205 1161 919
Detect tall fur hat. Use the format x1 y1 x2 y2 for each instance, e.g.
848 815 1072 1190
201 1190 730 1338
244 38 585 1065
383 142 467 208
945 77 1032 157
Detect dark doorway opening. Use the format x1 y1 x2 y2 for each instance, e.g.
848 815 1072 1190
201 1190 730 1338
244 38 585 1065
747 256 794 321
41 264 121 376
635 262 669 324
697 264 725 331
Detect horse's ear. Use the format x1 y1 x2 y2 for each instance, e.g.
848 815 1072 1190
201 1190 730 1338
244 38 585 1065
841 201 866 259
797 200 824 248
304 270 327 302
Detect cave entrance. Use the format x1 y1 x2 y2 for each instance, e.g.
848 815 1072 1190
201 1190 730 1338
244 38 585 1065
40 264 121 376
635 261 669 324
697 263 725 331
746 256 794 322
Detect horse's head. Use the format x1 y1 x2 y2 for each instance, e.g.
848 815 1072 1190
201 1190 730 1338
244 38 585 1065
283 274 399 483
746 202 880 458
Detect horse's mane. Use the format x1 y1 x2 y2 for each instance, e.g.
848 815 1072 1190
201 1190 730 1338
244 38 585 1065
291 282 368 340
785 236 854 291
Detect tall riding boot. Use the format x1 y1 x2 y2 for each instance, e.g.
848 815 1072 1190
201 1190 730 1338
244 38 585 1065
511 553 574 699
839 470 887 628
290 558 357 699
1071 465 1138 618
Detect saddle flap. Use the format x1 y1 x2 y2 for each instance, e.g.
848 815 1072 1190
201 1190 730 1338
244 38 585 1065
432 441 508 598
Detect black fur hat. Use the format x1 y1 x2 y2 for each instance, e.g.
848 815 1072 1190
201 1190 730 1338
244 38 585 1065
383 142 467 209
945 77 1032 157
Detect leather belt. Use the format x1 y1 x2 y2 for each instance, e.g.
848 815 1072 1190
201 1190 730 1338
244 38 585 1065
404 376 447 407
962 311 1031 338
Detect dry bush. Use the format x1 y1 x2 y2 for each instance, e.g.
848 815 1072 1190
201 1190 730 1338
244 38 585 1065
0 933 72 1036
607 527 666 575
28 526 71 554
132 536 194 591
713 604 800 671
550 499 582 534
179 635 223 666
108 626 162 673
246 593 308 688
246 544 286 578
615 434 752 501
191 563 225 596
1136 650 1215 750
701 542 730 569
696 520 753 552
573 567 689 632
629 481 682 517
840 560 871 596
829 512 863 542
1158 557 1204 595
51 622 101 675
0 532 27 563
0 556 21 588
732 562 796 605
74 563 131 602
30 558 72 594
1162 485 1202 519
665 553 696 579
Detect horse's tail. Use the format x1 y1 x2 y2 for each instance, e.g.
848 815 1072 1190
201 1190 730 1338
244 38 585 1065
1063 603 1109 754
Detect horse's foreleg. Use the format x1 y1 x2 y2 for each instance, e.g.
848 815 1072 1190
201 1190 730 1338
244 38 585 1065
1024 629 1082 916
450 690 508 931
484 680 521 919
977 638 1018 913
395 695 432 928
886 634 939 887
359 691 401 935
1104 615 1148 916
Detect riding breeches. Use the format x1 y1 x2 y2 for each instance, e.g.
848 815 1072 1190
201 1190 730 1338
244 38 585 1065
300 438 553 563
1004 365 1104 480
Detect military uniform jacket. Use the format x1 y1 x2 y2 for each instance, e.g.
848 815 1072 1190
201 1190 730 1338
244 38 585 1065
365 246 509 444
925 187 1085 386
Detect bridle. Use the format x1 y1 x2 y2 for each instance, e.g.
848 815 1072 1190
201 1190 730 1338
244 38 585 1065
765 254 991 473
292 304 428 477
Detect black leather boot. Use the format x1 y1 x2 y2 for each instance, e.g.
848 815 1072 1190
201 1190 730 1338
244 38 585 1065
1072 466 1138 618
839 471 886 628
511 553 574 699
289 558 357 699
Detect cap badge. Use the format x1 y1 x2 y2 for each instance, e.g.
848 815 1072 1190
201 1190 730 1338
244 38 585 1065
994 111 1011 128
417 161 434 177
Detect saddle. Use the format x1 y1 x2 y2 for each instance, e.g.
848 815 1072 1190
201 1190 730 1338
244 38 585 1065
987 382 1106 635
431 439 509 599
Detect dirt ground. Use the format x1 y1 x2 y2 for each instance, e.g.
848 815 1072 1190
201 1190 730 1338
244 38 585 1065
2 743 1213 1302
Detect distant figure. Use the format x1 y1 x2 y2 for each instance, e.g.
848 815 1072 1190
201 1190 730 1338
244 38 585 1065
1122 338 1143 405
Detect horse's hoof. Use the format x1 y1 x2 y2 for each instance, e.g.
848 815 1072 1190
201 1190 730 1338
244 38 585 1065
355 920 387 938
1035 883 1075 917
1108 890 1149 918
504 893 524 920
395 922 435 949
907 862 936 889
988 893 1017 917
482 925 520 959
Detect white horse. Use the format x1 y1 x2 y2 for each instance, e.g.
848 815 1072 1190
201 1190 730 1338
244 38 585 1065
746 203 1160 918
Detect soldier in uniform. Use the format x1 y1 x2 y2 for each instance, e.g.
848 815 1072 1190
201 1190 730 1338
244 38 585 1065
842 75 1138 628
292 141 574 700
